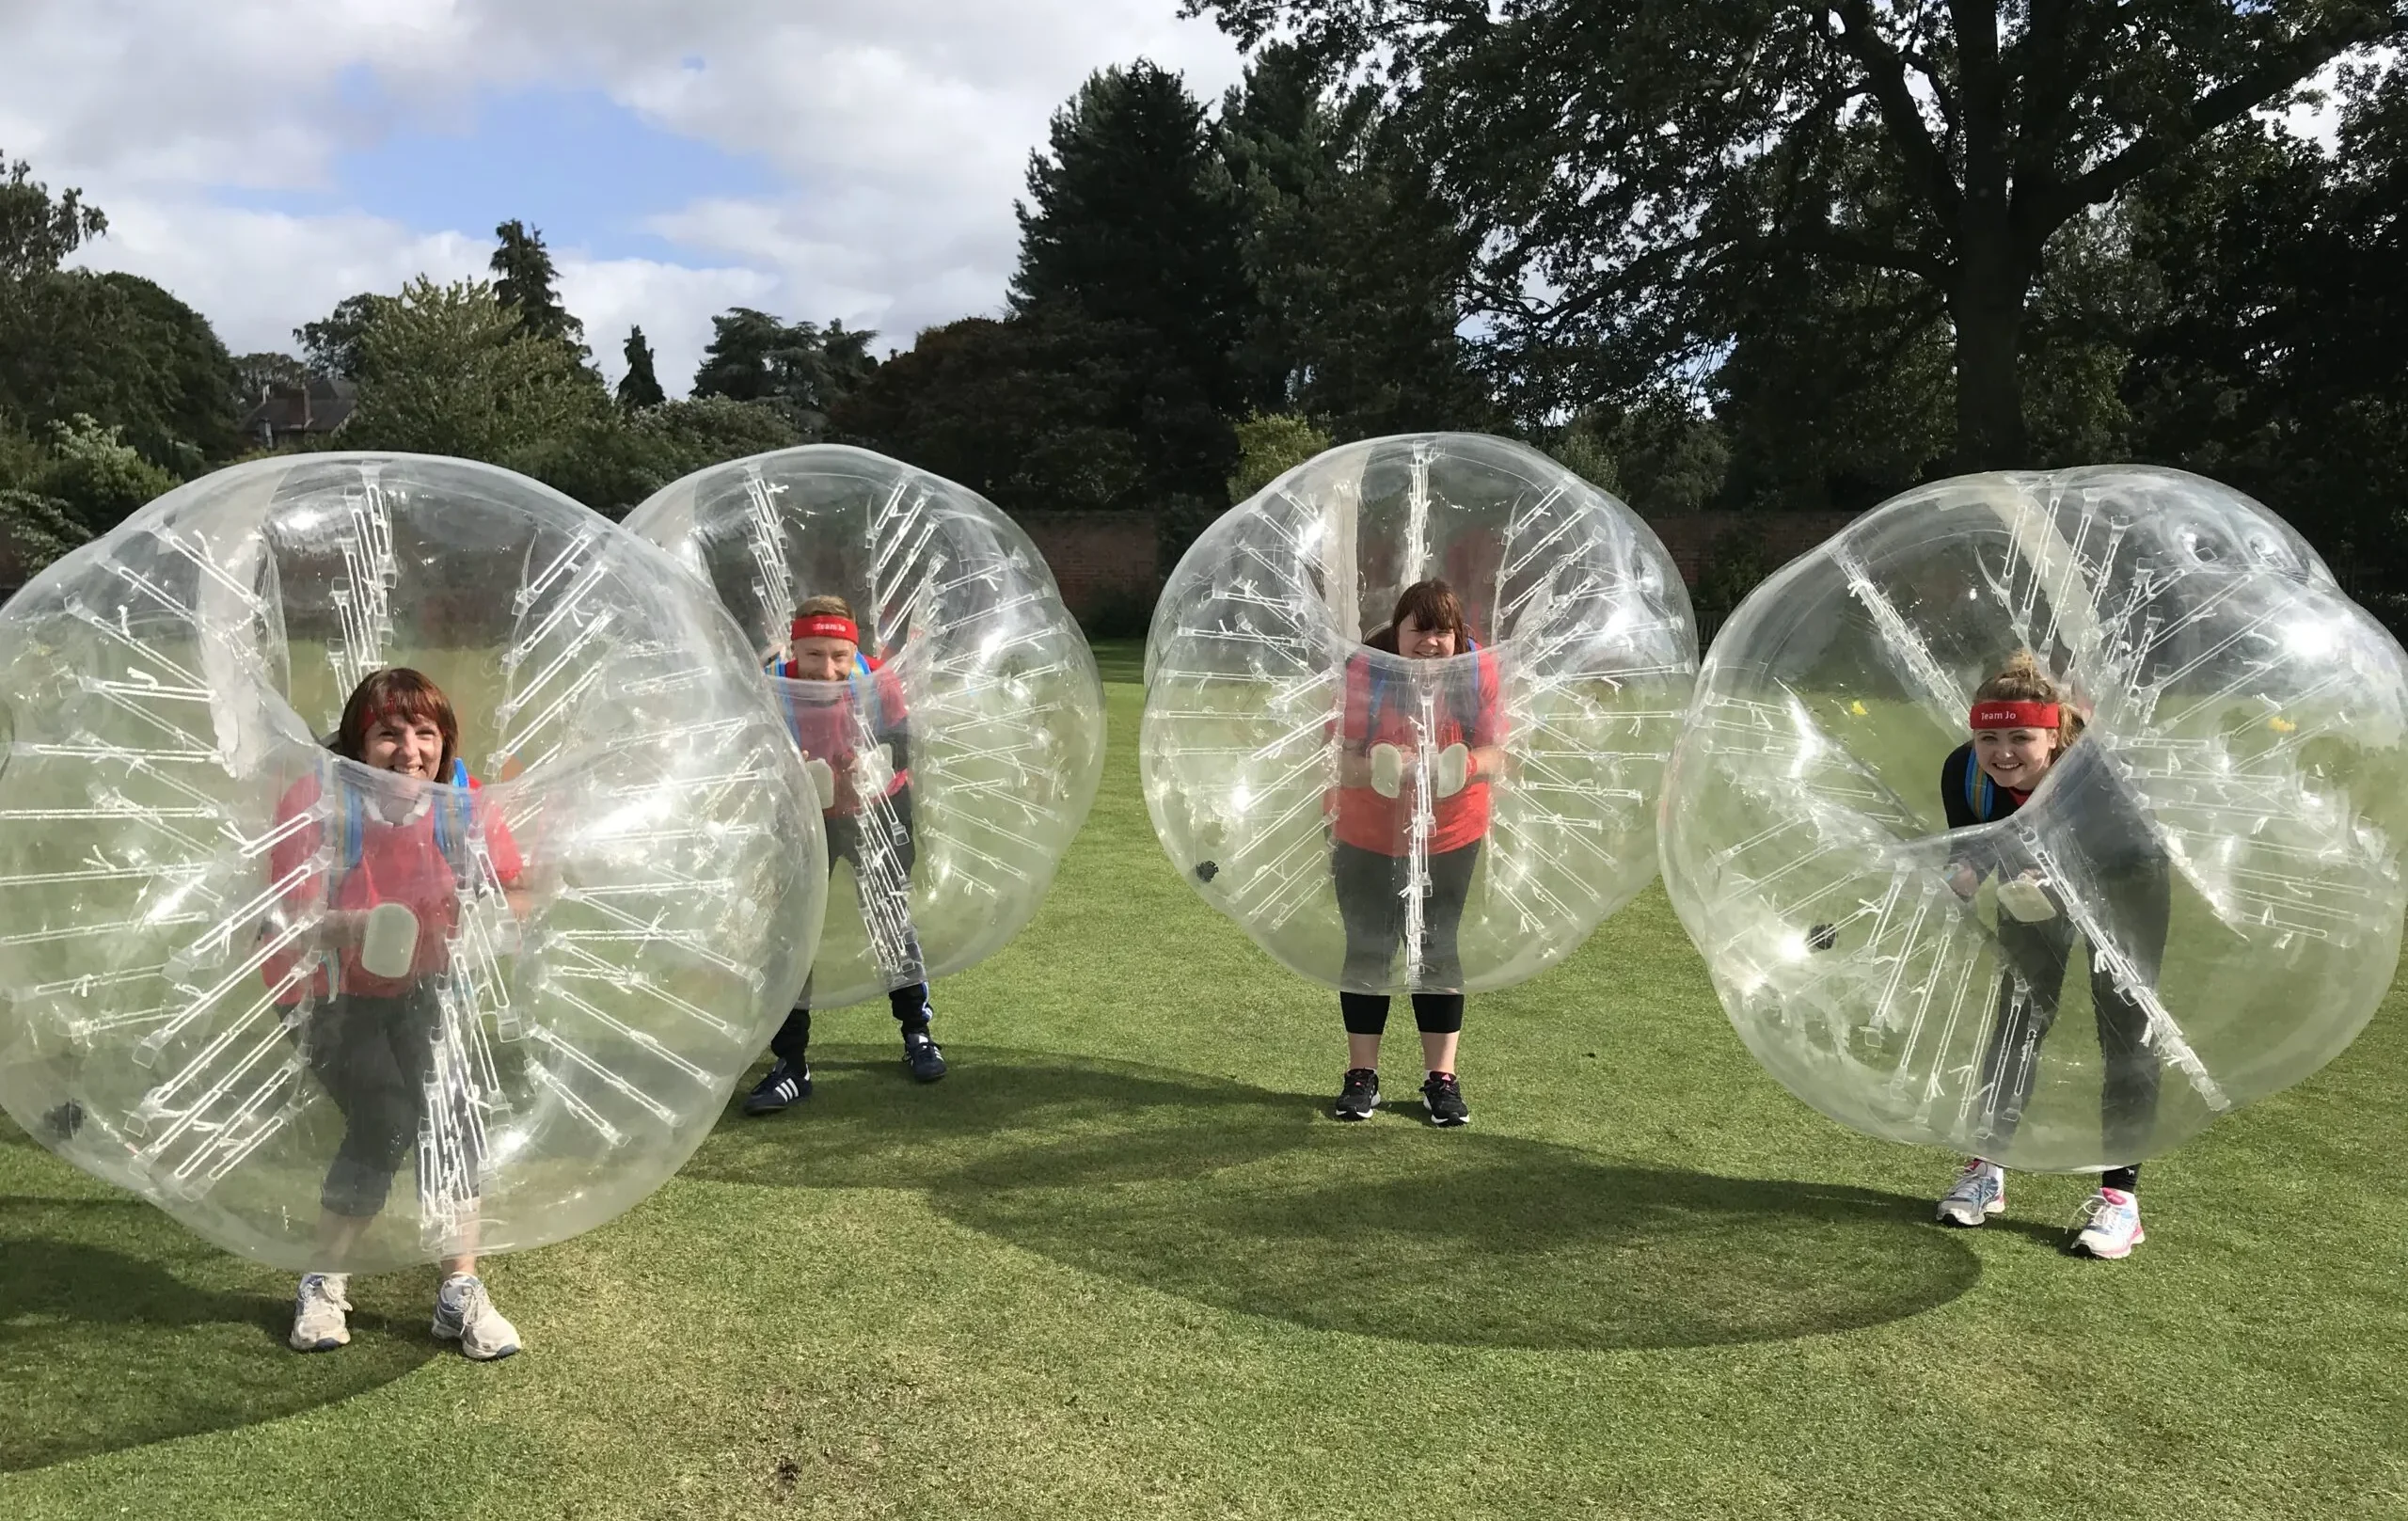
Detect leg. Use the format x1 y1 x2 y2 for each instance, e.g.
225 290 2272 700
1971 912 2075 1155
1414 842 1481 994
1341 992 1390 1069
1411 994 1470 1126
1332 841 1408 991
2092 859 2170 1169
306 992 423 1235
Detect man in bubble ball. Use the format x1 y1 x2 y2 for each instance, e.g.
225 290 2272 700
1327 578 1505 1127
268 668 527 1357
1933 652 2171 1259
744 594 946 1115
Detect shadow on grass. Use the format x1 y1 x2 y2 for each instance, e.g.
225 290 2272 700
0 1197 439 1474
689 1045 1981 1351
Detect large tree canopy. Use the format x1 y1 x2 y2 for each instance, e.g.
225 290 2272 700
690 308 876 436
1192 0 2408 468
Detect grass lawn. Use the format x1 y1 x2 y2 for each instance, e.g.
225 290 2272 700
4 640 2404 1518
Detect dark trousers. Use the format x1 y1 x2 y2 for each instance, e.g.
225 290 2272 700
1975 859 2170 1190
770 790 930 1066
304 984 464 1219
1332 839 1480 1037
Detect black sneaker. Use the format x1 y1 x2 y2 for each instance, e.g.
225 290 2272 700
902 1027 947 1084
1332 1068 1380 1121
743 1059 812 1115
1420 1071 1470 1127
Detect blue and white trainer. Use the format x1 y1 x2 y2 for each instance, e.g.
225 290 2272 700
743 1059 812 1115
433 1273 521 1360
290 1273 351 1352
2068 1187 2146 1259
1937 1159 2006 1227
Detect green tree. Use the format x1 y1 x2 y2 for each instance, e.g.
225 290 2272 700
0 152 106 282
232 351 311 407
0 413 179 573
295 293 394 381
2122 63 2408 621
618 325 667 410
1220 44 1490 438
490 219 584 350
1227 411 1331 502
691 309 876 436
1193 0 2408 468
341 277 611 465
1011 61 1255 500
2 271 239 470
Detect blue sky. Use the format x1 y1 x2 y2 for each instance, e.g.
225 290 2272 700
8 0 1247 393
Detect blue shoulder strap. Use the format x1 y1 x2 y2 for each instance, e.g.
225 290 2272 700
1962 751 1996 820
341 757 474 885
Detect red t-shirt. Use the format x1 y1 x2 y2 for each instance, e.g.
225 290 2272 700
769 656 911 817
263 770 524 1004
1328 649 1504 856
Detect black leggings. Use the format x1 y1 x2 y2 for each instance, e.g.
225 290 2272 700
305 984 464 1219
1975 859 2170 1190
770 790 930 1065
1331 840 1479 1037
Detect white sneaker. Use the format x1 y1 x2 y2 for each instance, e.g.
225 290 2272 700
1937 1159 2006 1227
2069 1188 2146 1260
290 1273 352 1352
433 1273 522 1360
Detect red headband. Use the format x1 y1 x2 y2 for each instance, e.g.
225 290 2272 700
1971 701 2059 732
791 614 859 645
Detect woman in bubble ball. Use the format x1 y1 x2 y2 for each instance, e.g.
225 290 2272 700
743 594 946 1115
1934 652 2171 1259
1327 579 1506 1127
269 668 528 1357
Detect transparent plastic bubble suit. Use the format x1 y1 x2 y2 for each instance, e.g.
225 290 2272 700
1662 467 2408 1171
0 454 826 1272
1143 434 1696 993
624 445 1105 1008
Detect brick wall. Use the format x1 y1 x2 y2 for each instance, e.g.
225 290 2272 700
1012 510 1160 618
1005 506 1869 625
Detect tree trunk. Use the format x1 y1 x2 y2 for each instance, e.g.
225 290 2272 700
1948 259 2034 472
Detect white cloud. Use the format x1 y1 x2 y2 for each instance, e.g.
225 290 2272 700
3 0 1248 394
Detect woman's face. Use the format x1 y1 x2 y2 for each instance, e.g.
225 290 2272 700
362 712 446 780
1396 612 1457 659
1972 726 2057 790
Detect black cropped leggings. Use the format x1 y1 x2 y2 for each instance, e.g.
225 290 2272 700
1331 839 1480 1037
1975 858 2171 1189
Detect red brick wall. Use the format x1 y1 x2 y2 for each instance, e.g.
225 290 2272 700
1013 511 1160 617
1000 507 1868 624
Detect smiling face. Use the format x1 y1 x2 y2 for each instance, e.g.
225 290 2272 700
788 636 858 683
361 710 447 780
1972 726 2058 791
1396 611 1458 660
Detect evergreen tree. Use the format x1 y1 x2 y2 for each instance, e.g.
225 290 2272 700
618 325 667 410
690 309 874 436
1009 60 1256 502
489 219 583 350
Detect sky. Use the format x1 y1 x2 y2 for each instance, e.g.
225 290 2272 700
0 0 1250 396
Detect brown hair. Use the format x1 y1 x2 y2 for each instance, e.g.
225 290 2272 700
1972 651 2084 748
1368 578 1471 653
334 668 461 779
795 594 857 623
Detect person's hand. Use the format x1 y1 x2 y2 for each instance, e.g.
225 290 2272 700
1370 743 1405 800
1948 863 1980 900
802 756 836 811
1433 742 1472 800
1996 874 2058 923
314 909 368 947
